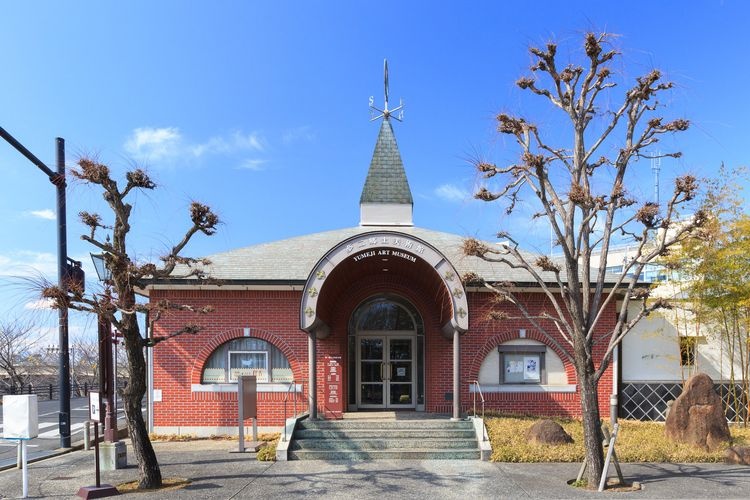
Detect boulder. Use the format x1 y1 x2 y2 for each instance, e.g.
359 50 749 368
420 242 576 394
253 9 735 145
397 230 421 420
664 373 730 451
525 419 573 445
725 446 750 465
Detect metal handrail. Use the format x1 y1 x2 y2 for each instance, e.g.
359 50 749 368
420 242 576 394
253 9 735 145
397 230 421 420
469 380 487 442
282 380 303 442
469 379 485 420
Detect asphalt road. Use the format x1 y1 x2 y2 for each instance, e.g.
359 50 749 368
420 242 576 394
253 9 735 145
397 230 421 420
0 396 130 468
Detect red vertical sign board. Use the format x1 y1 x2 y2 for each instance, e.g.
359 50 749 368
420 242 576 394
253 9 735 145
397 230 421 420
324 355 343 418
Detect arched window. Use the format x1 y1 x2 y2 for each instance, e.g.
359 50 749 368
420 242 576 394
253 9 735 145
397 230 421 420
478 339 569 388
201 337 291 384
353 298 417 331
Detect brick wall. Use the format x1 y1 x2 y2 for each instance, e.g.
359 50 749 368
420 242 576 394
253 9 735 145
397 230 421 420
151 284 615 430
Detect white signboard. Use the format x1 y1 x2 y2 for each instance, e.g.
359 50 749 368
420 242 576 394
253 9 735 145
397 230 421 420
89 392 101 422
2 395 39 439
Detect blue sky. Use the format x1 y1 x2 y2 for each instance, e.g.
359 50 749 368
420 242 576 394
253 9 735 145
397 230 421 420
1 1 748 341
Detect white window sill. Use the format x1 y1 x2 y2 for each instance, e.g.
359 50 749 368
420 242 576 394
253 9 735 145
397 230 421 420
192 383 302 393
469 384 577 393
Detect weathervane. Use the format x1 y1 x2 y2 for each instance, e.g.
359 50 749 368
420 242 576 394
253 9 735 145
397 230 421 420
369 59 404 122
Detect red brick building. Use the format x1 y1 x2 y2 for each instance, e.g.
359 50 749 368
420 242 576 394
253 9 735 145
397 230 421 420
145 117 615 435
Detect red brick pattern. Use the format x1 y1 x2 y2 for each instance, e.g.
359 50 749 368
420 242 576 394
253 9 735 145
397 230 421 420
151 285 615 429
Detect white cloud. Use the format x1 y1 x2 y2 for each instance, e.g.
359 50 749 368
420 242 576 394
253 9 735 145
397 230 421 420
231 131 265 152
0 251 57 277
190 131 264 157
28 209 56 220
236 159 268 171
124 127 182 161
124 127 265 165
282 126 315 144
434 184 469 202
24 298 54 310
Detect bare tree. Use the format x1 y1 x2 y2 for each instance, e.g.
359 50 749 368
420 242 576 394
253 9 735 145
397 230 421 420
464 33 705 485
0 319 42 391
71 338 100 396
43 158 218 489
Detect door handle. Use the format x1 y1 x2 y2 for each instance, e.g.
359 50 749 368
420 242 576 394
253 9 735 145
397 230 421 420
380 362 385 381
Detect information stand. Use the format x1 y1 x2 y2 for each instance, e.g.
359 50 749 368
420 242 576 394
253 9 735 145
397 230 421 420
2 395 39 499
233 376 262 453
76 392 119 498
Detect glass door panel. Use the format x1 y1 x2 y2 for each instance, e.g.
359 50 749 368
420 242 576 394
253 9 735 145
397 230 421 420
389 384 413 406
359 337 384 407
357 335 415 409
387 336 414 408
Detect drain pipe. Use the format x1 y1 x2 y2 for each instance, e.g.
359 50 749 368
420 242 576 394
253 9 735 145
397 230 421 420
451 329 460 420
610 344 619 427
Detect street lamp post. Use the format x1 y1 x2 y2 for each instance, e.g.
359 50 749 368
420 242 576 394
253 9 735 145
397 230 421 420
90 253 118 443
0 127 73 449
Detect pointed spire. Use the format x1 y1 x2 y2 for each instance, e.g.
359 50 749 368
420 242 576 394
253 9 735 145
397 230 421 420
359 119 413 226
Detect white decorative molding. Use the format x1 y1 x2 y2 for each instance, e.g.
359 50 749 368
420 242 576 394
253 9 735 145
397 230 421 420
469 384 577 394
191 383 302 393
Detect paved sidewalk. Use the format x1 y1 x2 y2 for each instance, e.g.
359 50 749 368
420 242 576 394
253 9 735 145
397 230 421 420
0 440 748 499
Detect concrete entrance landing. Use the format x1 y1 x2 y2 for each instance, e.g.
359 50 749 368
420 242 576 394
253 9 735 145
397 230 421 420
341 411 450 420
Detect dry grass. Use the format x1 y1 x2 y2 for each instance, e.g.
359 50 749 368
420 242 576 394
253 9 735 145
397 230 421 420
148 433 197 442
116 477 191 493
486 415 750 463
147 432 280 443
257 432 280 461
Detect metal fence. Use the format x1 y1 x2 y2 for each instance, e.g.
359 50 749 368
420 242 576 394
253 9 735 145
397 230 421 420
0 382 98 401
0 380 128 401
620 382 748 423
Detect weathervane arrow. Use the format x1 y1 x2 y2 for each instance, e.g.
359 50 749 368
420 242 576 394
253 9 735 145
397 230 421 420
370 59 404 122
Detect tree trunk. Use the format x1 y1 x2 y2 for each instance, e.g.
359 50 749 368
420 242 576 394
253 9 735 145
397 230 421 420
577 350 604 486
121 313 162 489
123 386 161 489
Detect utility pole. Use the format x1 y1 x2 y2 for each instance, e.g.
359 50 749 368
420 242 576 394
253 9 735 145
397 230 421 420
0 127 72 448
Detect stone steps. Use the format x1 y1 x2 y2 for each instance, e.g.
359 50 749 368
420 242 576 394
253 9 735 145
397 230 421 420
287 449 481 460
290 437 476 450
288 417 480 460
299 419 472 430
294 429 476 439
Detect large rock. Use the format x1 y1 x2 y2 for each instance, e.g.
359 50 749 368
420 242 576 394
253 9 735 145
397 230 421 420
665 373 730 451
725 446 750 465
525 419 573 445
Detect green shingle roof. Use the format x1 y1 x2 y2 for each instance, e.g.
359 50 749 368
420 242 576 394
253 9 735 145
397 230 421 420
359 119 413 205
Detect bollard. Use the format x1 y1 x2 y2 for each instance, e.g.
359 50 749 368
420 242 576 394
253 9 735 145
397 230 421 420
83 421 91 451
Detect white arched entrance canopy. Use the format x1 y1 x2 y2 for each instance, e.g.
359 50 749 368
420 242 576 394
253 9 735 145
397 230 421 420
299 230 469 420
300 230 469 337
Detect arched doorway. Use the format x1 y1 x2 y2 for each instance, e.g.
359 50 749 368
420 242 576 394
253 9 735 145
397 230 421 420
300 230 469 419
348 295 425 411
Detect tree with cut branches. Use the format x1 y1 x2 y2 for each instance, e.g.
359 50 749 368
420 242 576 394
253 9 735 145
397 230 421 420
43 158 219 489
464 33 706 485
0 319 42 391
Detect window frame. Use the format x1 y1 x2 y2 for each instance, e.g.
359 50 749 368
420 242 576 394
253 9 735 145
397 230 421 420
498 344 547 384
227 350 269 382
678 336 703 367
200 336 292 385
